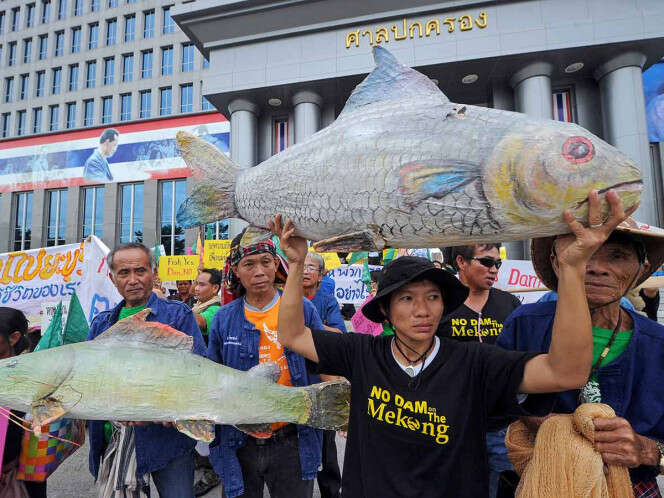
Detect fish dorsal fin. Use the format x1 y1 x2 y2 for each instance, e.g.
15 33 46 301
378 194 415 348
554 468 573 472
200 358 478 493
340 46 448 116
95 308 194 352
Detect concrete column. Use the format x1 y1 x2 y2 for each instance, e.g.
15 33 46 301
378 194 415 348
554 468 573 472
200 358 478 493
574 79 603 139
227 98 259 238
595 52 657 226
184 178 198 252
257 112 273 163
322 104 336 128
293 90 322 143
0 194 12 252
103 183 119 248
142 180 159 251
31 190 46 248
65 186 82 243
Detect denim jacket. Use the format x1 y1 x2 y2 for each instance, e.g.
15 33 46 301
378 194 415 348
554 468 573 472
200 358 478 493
87 292 207 478
311 290 347 332
207 295 325 498
498 301 664 483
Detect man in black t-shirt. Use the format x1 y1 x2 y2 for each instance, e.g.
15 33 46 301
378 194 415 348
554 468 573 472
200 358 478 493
269 189 633 498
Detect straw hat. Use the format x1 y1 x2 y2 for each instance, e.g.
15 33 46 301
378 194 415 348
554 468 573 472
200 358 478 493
531 218 664 291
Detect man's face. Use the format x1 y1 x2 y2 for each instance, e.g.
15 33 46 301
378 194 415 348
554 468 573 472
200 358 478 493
0 333 19 360
100 137 119 158
582 242 642 307
194 272 219 302
302 255 322 290
386 280 444 341
233 252 278 296
110 248 154 307
458 246 500 291
177 280 192 297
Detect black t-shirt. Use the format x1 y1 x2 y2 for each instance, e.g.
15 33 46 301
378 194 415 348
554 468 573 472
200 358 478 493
311 330 552 498
437 288 521 344
639 288 660 321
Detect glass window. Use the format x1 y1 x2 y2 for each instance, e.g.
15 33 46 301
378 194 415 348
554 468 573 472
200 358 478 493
19 75 29 100
106 19 117 45
141 50 152 78
143 10 154 38
32 108 42 134
57 0 66 20
205 220 229 240
160 179 186 255
104 57 114 85
26 5 35 28
55 31 64 56
11 8 20 31
71 27 81 53
52 67 62 94
203 57 210 69
68 64 79 91
4 77 14 103
182 43 194 72
101 96 112 123
180 83 192 113
84 99 94 126
86 60 96 88
82 186 104 238
0 12 5 35
13 192 33 251
74 0 83 16
108 0 118 7
161 46 173 75
120 183 144 243
159 87 171 116
124 14 135 42
139 90 151 118
127 0 136 3
46 189 68 246
88 23 98 49
66 102 76 128
162 6 174 34
202 96 213 111
49 105 59 131
90 0 99 12
41 1 51 24
39 35 48 60
120 93 131 121
1 113 11 138
122 53 133 82
35 71 45 97
8 42 16 66
17 110 27 136
23 38 32 64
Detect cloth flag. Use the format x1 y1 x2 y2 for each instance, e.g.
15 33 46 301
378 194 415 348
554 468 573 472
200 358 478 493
34 302 63 352
62 291 90 345
552 90 573 122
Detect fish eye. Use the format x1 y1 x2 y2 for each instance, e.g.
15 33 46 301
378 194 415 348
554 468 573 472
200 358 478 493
562 136 594 164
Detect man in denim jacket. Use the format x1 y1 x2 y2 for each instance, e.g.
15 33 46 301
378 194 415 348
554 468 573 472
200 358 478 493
208 235 325 498
87 242 206 498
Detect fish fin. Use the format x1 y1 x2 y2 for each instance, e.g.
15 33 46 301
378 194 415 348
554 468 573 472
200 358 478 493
301 380 351 430
397 161 480 208
339 46 447 116
175 420 215 443
31 398 68 429
95 311 194 352
248 362 281 383
234 423 274 439
176 130 242 228
240 225 273 248
312 227 385 253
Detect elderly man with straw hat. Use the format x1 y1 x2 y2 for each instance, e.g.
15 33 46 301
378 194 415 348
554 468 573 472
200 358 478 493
498 218 664 497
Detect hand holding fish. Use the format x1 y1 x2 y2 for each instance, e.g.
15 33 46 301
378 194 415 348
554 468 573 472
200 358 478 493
269 214 308 265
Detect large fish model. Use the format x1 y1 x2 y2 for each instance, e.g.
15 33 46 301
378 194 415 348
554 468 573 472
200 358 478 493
177 46 642 251
0 310 349 441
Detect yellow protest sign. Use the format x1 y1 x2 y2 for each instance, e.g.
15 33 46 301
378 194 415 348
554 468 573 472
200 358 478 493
308 247 342 270
158 255 199 281
203 239 231 269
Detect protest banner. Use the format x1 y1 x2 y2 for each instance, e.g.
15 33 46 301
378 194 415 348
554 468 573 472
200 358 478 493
79 236 122 324
327 264 382 304
496 259 547 304
203 239 231 269
308 247 342 271
158 255 200 281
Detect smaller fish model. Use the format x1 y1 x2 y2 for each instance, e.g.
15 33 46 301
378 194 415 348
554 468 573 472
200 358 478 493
0 310 349 441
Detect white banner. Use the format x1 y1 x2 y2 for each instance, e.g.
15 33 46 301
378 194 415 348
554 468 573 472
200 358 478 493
496 259 548 304
327 264 382 305
78 235 122 324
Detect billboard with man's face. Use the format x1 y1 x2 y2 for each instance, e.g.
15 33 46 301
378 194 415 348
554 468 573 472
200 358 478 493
644 62 664 143
0 113 229 192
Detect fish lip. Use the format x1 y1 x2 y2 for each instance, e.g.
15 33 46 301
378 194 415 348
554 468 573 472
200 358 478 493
572 180 643 209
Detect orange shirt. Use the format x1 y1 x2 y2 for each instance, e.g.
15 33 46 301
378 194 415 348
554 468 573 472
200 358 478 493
244 295 291 431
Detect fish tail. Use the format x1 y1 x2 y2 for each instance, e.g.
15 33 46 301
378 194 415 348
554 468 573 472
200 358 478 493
301 380 350 430
175 130 242 228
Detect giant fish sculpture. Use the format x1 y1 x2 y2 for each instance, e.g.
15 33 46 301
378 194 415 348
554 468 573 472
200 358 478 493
177 46 642 251
0 310 349 441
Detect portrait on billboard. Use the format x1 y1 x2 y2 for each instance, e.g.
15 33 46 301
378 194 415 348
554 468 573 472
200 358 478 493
643 61 664 142
83 128 119 182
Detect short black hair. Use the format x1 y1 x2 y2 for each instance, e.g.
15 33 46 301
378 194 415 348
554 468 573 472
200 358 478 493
0 307 28 354
449 243 501 271
200 268 222 287
107 242 154 271
100 128 119 144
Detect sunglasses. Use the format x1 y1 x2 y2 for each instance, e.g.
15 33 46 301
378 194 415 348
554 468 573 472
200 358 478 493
471 257 502 269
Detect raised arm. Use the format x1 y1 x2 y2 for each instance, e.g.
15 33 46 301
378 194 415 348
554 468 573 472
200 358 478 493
519 190 638 394
270 215 319 363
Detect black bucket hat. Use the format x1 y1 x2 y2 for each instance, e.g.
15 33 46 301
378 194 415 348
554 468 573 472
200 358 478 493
362 256 469 323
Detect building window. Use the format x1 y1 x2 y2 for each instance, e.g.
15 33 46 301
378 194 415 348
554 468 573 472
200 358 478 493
106 18 117 45
120 93 131 121
120 183 144 243
552 89 575 123
86 60 96 88
51 67 61 95
4 77 14 103
8 42 16 66
203 57 210 69
57 0 66 20
55 31 65 56
11 8 20 31
32 108 42 134
1 113 10 138
90 0 100 12
202 96 213 111
88 23 99 50
74 0 83 16
141 50 152 78
71 27 81 53
13 192 33 251
68 64 79 91
205 220 229 240
182 43 194 72
108 0 118 7
46 189 68 247
0 12 5 35
159 87 171 116
180 84 193 113
139 90 151 118
82 186 104 238
104 57 114 85
26 5 35 28
101 96 112 123
160 179 186 255
17 110 27 136
124 14 135 42
273 118 289 154
23 38 33 64
161 46 173 75
162 6 174 34
49 105 59 131
41 1 51 24
66 102 76 128
84 99 94 126
143 10 154 38
35 71 45 97
122 53 133 82
19 74 29 100
39 35 48 60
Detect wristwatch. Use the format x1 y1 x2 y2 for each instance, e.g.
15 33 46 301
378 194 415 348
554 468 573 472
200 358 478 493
657 441 664 475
